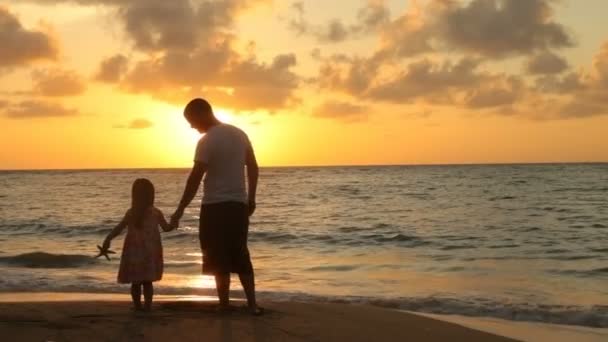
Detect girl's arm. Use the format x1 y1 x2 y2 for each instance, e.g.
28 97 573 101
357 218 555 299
157 209 175 232
102 210 129 250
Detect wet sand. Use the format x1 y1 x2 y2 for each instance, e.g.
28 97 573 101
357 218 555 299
0 293 519 342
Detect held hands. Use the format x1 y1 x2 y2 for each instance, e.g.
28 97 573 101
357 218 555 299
170 208 184 229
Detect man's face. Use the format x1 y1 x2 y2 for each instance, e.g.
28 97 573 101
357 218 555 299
185 113 208 133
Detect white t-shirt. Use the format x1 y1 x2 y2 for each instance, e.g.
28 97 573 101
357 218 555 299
194 124 251 204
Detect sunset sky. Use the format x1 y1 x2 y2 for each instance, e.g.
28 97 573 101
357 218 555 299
1 0 608 169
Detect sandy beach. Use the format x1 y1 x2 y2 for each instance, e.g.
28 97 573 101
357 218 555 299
0 293 521 342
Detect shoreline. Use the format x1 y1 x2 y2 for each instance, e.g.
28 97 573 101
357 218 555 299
0 293 607 341
0 292 516 342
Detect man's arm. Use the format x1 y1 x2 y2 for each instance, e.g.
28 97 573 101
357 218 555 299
246 145 259 216
172 162 207 225
157 209 175 232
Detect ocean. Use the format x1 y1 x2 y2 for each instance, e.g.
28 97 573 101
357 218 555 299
0 164 606 327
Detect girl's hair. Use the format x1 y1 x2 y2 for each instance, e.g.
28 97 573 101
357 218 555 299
130 178 155 229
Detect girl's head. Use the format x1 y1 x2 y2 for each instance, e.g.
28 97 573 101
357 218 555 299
131 178 155 228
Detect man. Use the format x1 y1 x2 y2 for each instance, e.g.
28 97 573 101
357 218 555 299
171 98 262 315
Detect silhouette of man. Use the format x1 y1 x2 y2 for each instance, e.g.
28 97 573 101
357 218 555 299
171 98 261 315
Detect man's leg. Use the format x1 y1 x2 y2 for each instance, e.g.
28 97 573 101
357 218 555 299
215 273 231 307
238 272 257 309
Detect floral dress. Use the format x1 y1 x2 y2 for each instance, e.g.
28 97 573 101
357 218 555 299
117 207 164 284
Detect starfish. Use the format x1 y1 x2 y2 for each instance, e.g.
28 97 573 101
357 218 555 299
95 245 116 261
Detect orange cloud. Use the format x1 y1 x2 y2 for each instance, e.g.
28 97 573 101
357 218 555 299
3 100 78 119
0 6 58 67
32 68 87 96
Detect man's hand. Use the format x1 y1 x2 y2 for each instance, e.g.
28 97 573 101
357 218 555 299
170 208 184 228
247 200 256 217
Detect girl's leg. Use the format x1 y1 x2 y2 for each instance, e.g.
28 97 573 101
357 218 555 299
131 282 142 310
142 282 153 311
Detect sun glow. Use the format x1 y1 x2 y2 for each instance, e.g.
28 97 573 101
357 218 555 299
188 275 217 289
147 104 260 167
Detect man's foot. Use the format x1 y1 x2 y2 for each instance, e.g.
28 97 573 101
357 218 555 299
248 305 265 316
216 304 235 314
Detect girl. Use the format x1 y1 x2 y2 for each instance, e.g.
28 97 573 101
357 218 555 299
100 178 175 312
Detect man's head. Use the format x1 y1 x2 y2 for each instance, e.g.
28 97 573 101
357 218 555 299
184 98 218 133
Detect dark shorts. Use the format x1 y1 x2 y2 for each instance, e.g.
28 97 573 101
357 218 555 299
199 201 253 275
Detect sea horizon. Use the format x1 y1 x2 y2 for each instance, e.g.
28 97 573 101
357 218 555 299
2 161 608 172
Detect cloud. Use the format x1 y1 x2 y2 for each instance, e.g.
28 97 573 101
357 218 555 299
95 54 128 83
288 2 307 35
128 118 153 129
534 72 585 94
354 1 391 32
526 51 569 75
378 0 574 59
464 76 524 109
114 118 154 129
291 0 573 57
2 100 78 118
313 101 368 122
553 41 608 118
317 53 386 97
592 41 608 86
116 0 264 52
23 0 296 111
366 58 486 104
320 20 349 42
31 68 86 96
438 0 573 57
307 1 596 120
318 56 494 106
558 101 607 118
288 1 390 43
377 6 433 58
25 0 267 52
0 6 58 67
121 42 299 111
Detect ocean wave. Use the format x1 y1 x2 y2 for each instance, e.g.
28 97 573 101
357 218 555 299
0 252 98 268
164 262 201 268
0 222 111 237
1 220 432 250
164 232 197 241
306 265 360 272
0 284 604 328
551 267 608 278
375 234 416 242
440 244 475 251
488 196 516 201
487 244 519 249
250 231 298 242
258 293 608 328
